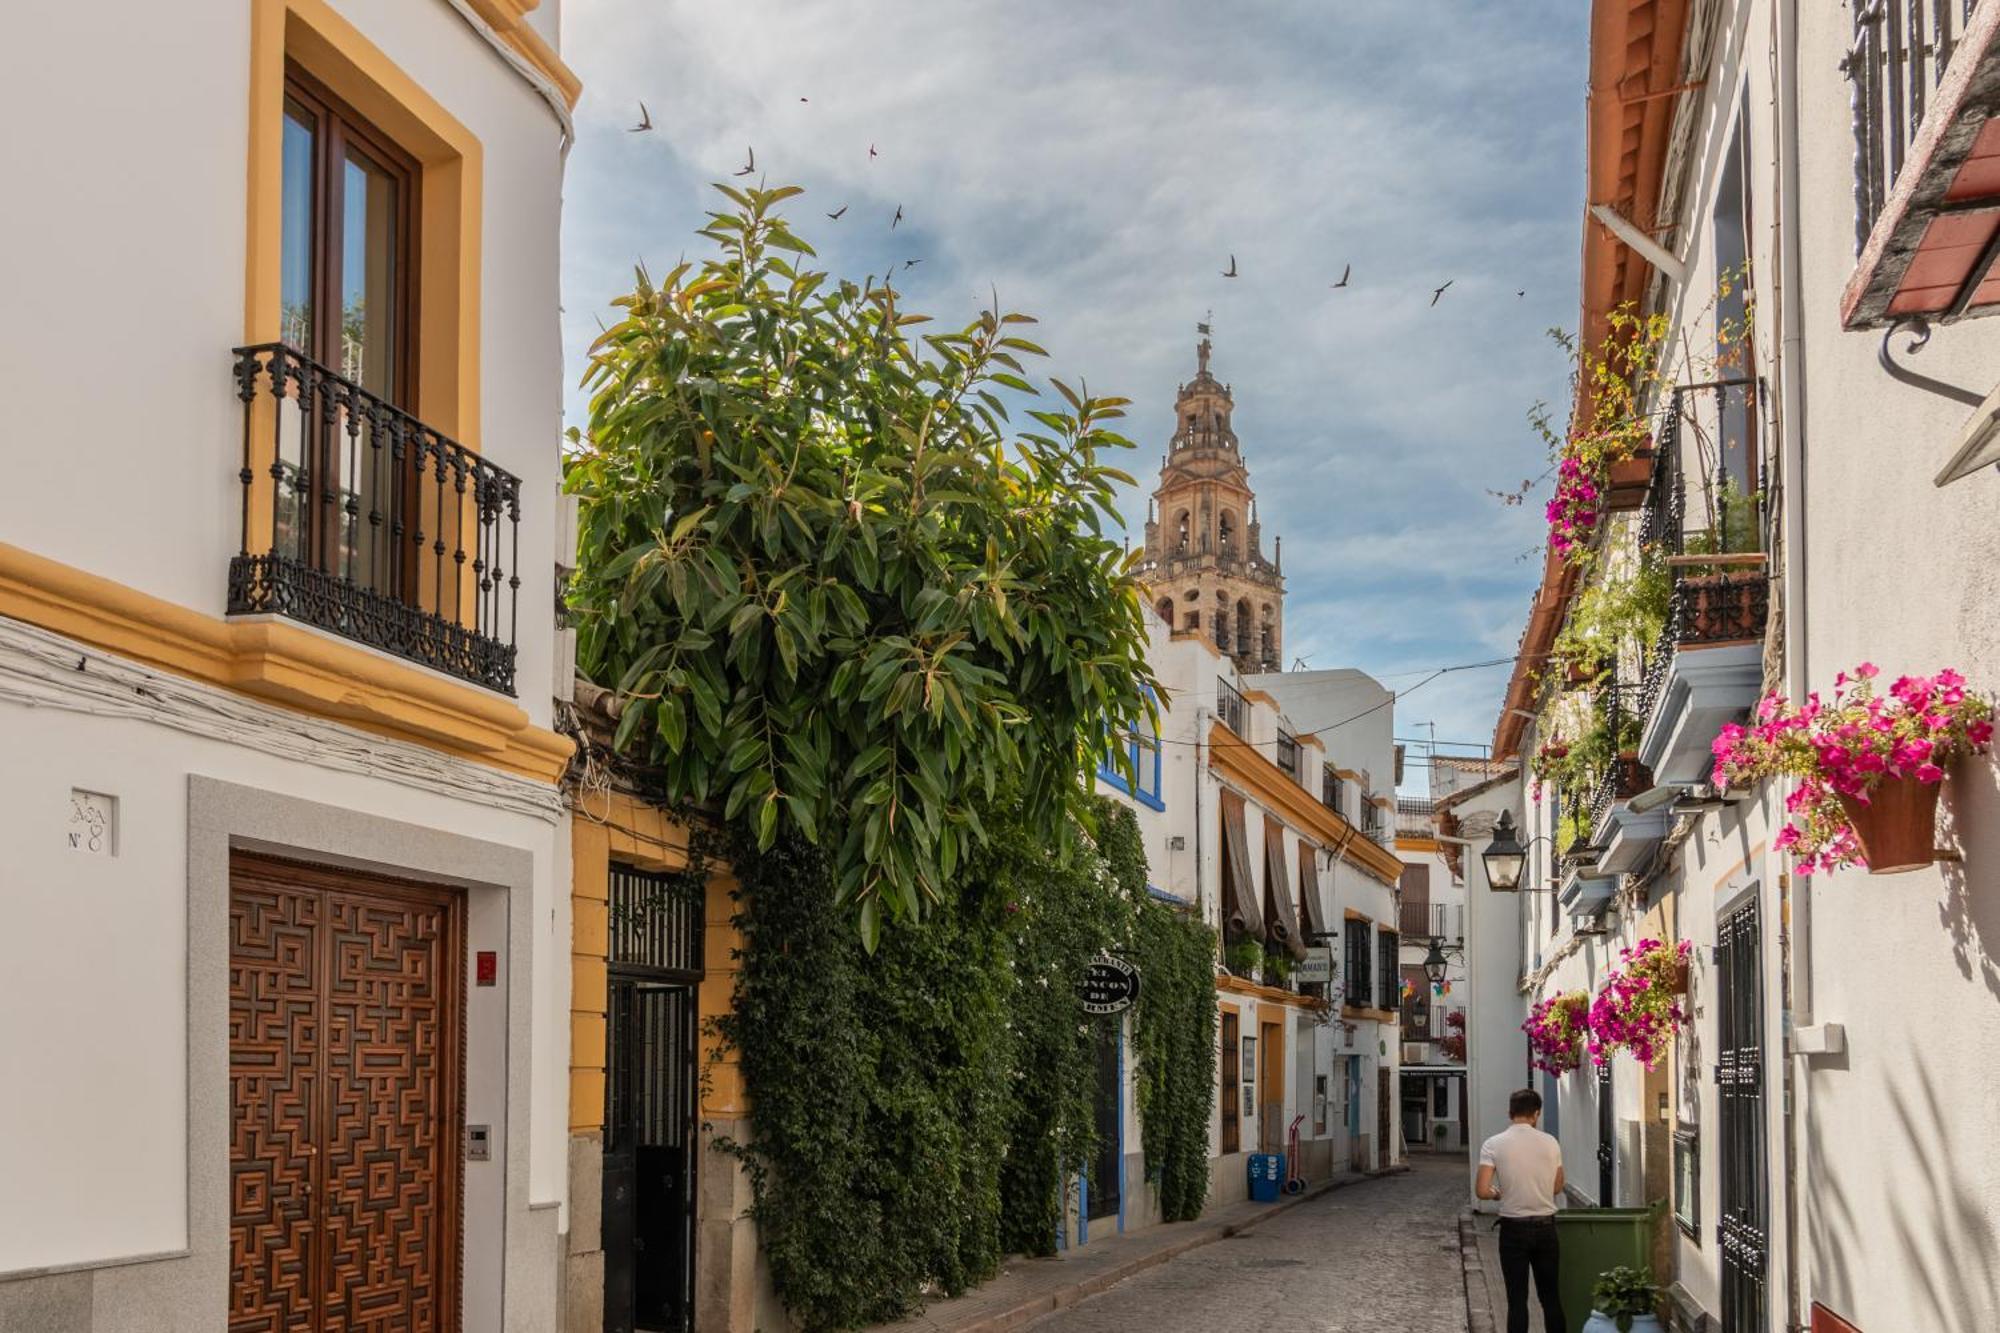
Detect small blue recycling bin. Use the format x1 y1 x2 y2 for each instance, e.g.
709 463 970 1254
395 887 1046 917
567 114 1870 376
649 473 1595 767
1247 1153 1286 1203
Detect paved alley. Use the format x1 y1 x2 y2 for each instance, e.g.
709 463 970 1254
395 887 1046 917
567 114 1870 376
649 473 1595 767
1027 1156 1472 1333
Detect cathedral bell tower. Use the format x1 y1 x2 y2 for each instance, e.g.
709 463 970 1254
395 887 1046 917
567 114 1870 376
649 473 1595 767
1136 336 1285 673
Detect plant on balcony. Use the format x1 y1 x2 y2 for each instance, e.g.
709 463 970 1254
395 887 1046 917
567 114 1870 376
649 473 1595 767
1712 663 1994 874
1586 938 1690 1069
1440 1009 1467 1063
1224 936 1265 981
1524 991 1590 1075
1263 948 1295 985
566 183 1158 946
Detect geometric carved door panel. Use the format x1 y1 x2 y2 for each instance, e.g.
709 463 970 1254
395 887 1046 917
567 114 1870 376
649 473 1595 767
230 855 464 1333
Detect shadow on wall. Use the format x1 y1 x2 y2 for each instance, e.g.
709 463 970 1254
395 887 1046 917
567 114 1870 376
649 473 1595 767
1806 1061 2000 1332
1937 753 2000 1002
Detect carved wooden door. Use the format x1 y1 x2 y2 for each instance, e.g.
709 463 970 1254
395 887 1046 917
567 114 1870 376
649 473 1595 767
229 855 464 1332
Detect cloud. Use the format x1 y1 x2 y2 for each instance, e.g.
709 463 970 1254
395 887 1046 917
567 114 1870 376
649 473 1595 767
558 0 1585 779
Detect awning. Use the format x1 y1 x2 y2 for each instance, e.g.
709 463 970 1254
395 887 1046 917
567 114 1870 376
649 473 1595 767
1264 816 1307 961
1220 789 1264 941
1296 840 1328 938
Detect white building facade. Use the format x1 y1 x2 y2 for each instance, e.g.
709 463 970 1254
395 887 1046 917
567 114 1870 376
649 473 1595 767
0 2 580 1327
1482 2 2000 1330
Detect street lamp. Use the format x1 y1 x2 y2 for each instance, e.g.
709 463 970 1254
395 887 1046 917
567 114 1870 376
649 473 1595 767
1421 936 1457 988
1481 810 1529 891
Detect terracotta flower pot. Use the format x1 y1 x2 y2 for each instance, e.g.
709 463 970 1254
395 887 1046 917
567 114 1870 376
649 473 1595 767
1837 777 1942 874
1671 959 1690 995
1565 661 1599 689
1604 445 1656 511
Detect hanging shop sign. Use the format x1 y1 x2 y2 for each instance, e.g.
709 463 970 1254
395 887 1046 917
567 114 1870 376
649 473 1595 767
1296 947 1333 985
1079 956 1141 1014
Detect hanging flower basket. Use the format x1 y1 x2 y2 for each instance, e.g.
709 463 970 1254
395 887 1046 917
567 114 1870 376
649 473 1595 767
1587 939 1690 1069
1671 958 1690 996
1836 777 1943 875
1524 991 1590 1076
1712 663 1993 876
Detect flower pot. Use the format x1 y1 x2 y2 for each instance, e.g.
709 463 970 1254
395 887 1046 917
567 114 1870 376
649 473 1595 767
1582 1314 1663 1333
1837 777 1942 874
1565 661 1599 689
1671 959 1690 995
1604 446 1656 511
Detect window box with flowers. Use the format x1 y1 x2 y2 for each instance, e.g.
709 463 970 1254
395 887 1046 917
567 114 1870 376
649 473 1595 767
1712 664 1994 874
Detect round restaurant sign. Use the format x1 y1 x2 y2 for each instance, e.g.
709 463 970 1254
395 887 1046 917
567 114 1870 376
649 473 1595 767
1079 956 1141 1014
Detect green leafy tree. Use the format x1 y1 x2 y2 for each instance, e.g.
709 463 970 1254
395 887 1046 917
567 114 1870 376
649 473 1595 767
566 183 1157 944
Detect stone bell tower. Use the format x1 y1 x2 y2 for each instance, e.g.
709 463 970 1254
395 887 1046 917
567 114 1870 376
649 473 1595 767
1136 335 1285 673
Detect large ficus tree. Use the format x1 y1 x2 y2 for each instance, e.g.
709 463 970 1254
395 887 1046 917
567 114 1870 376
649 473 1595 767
565 184 1157 943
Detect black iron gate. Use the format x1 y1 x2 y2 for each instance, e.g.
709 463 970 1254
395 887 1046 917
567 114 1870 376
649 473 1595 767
1597 1061 1615 1204
1088 1022 1121 1223
1718 898 1767 1333
604 865 702 1333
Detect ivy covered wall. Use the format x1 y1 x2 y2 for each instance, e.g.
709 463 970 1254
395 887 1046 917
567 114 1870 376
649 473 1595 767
716 796 1216 1331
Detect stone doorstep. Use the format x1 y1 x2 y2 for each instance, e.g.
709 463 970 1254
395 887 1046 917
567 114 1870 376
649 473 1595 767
873 1166 1409 1333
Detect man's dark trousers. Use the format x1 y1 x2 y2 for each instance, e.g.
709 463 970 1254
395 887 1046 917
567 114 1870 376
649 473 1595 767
1496 1215 1564 1333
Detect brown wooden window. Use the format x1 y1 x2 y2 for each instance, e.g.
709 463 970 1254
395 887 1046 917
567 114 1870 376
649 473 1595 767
277 66 418 590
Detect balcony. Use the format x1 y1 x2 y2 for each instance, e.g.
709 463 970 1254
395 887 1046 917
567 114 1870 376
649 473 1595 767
1635 388 1769 786
1361 799 1390 846
1842 1 2000 327
1399 901 1463 942
229 344 522 694
1217 677 1248 736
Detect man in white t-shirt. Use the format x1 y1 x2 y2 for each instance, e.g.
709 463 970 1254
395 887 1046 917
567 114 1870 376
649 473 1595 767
1476 1087 1566 1333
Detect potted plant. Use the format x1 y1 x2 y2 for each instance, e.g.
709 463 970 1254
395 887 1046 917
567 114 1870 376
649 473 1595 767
1586 939 1689 1069
1713 663 1994 874
1524 991 1590 1076
1585 1265 1664 1333
1440 1010 1467 1062
1263 948 1295 987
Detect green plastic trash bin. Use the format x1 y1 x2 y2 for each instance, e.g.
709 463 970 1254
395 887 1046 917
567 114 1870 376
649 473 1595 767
1553 1207 1655 1329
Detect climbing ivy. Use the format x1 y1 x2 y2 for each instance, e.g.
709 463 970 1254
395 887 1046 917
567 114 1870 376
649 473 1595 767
716 795 1217 1330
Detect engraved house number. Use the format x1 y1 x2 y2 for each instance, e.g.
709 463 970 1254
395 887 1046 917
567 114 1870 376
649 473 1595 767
68 789 116 856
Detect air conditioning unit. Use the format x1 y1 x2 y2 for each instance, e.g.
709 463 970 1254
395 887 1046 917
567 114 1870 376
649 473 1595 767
1402 1044 1426 1064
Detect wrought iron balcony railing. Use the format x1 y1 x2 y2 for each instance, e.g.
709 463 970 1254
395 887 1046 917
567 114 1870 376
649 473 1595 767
1399 901 1463 941
229 344 522 694
1217 677 1248 736
1846 0 1982 252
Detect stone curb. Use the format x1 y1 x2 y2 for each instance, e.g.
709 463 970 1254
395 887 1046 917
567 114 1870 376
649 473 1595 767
925 1168 1398 1333
1458 1209 1498 1333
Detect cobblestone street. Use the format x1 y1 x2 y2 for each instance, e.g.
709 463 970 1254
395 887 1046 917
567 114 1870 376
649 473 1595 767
1027 1157 1472 1333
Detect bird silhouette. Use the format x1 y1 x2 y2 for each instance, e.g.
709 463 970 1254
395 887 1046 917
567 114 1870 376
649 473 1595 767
799 96 809 103
869 143 879 159
735 146 756 177
1222 254 1238 278
629 101 653 133
1517 290 1526 298
1331 263 1351 289
827 204 848 220
904 258 922 269
892 204 903 228
1430 279 1454 307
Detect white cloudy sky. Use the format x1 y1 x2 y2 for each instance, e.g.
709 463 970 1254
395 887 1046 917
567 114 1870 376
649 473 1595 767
557 0 1587 784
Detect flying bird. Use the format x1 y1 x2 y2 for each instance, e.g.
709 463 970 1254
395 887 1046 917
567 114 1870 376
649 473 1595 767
1331 263 1351 289
1517 289 1527 298
869 143 879 159
799 96 809 103
904 258 922 269
826 204 848 220
1430 279 1454 307
629 101 653 133
1222 254 1238 278
892 204 903 228
735 146 756 177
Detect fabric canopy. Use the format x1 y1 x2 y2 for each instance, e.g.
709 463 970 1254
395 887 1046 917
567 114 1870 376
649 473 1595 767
1220 789 1264 941
1264 815 1307 961
1297 840 1328 938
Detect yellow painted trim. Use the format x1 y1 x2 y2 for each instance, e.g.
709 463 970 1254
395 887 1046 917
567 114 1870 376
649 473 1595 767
1209 721 1404 885
248 0 484 446
1241 687 1280 709
1167 629 1226 660
1299 732 1324 751
0 541 570 781
1216 973 1324 1011
1396 836 1442 854
464 0 582 106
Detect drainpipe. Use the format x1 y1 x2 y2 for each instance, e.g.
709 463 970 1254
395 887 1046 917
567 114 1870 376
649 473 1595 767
1773 0 1809 1327
1194 706 1210 925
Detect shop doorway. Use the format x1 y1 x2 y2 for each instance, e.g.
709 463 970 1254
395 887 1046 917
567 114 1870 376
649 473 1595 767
1088 1022 1122 1225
